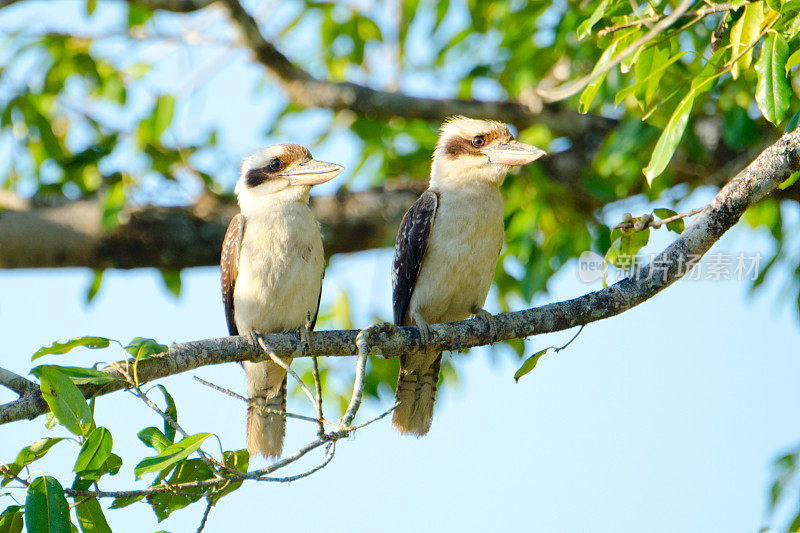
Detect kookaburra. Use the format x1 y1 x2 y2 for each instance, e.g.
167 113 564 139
221 144 343 458
391 116 546 436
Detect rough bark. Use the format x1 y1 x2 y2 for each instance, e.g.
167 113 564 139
0 183 425 269
2 130 797 426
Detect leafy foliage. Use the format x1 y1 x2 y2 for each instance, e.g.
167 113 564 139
3 0 800 530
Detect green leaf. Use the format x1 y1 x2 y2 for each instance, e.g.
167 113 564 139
124 337 167 359
153 384 178 442
616 50 687 106
653 208 685 233
209 449 249 503
730 1 764 79
643 53 722 183
785 110 800 132
653 208 677 219
74 427 113 475
149 458 214 521
152 95 175 141
38 366 95 436
786 48 800 73
127 4 153 27
30 366 114 387
75 499 111 533
25 476 70 533
158 269 181 297
782 0 800 12
32 337 110 360
0 505 23 533
137 427 171 453
756 32 791 125
100 182 126 231
85 270 104 303
579 38 622 113
514 349 549 383
1 437 65 487
134 433 210 479
780 170 800 189
109 495 143 510
577 0 610 40
605 227 651 267
85 0 96 15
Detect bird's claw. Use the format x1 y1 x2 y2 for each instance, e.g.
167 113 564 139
299 320 314 356
248 330 266 352
472 306 498 344
356 322 399 359
411 312 433 353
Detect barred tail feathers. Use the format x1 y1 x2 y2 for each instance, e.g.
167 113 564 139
392 353 442 436
244 359 290 459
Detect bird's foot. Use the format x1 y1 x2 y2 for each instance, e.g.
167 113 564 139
248 330 267 353
356 322 399 359
299 312 315 356
412 312 433 353
471 306 498 344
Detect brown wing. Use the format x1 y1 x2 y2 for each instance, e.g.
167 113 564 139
221 214 245 336
392 189 438 326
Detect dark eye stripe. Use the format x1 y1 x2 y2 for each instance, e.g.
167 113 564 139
245 168 271 188
245 157 286 188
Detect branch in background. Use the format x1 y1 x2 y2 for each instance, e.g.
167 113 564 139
2 129 798 426
597 1 755 37
151 0 617 139
5 135 799 271
0 182 425 269
534 0 693 103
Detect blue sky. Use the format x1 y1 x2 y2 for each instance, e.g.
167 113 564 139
3 223 800 532
2 1 800 532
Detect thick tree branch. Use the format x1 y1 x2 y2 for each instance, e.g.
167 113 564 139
0 183 424 269
2 131 797 426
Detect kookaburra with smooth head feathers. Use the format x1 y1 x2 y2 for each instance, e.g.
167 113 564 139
220 144 343 458
391 116 546 436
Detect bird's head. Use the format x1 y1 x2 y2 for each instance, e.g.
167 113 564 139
235 144 343 213
430 116 546 188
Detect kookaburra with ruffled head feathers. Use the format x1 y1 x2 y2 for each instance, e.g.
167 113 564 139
221 144 343 458
391 116 546 436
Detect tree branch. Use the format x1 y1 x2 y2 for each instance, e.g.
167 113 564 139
0 183 424 269
2 130 797 426
162 0 617 138
0 366 39 397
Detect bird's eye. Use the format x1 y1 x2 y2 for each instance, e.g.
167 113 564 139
268 158 283 172
472 135 486 148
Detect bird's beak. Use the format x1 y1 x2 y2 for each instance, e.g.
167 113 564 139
482 140 546 166
282 159 344 186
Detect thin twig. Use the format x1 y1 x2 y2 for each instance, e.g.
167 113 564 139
554 326 584 354
340 325 374 427
598 1 754 37
196 498 213 533
122 369 223 473
306 314 325 438
253 442 336 483
68 496 94 509
536 0 693 103
614 207 704 231
341 403 398 432
257 338 318 410
192 376 336 428
0 464 29 487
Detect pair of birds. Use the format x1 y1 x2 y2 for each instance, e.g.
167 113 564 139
221 116 546 459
